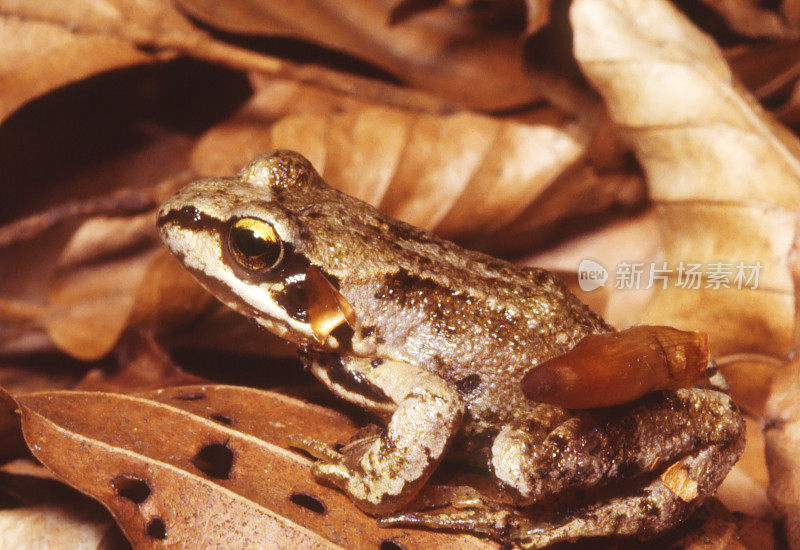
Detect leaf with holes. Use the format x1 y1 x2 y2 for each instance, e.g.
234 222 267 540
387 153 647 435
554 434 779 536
16 385 493 549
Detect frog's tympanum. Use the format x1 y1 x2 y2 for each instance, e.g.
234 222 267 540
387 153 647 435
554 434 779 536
158 150 744 548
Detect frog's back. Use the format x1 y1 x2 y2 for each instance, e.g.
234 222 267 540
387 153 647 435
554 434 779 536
257 151 611 427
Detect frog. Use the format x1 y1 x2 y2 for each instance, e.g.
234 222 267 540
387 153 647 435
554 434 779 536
157 150 745 548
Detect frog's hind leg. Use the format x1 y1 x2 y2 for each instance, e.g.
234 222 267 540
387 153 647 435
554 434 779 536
488 387 743 544
383 440 735 548
384 389 743 548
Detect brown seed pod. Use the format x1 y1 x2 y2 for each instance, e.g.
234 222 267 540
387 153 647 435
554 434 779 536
521 325 709 409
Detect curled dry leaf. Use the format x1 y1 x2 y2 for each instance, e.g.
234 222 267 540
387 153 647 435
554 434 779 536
699 0 800 39
764 358 800 548
174 0 536 111
191 77 641 247
0 0 447 114
572 0 800 415
16 386 492 549
0 15 152 124
46 213 211 360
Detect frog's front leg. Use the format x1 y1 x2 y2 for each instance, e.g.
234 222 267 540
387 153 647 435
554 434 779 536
303 352 465 514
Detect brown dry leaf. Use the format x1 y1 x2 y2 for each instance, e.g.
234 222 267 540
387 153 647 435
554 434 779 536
699 0 800 39
42 205 292 360
45 213 211 360
74 331 206 394
0 0 449 114
192 81 582 234
764 358 800 548
572 0 800 415
16 386 493 549
0 0 276 76
0 505 117 550
526 208 660 328
191 77 641 246
0 386 26 462
174 0 535 111
0 142 198 357
655 499 774 550
0 15 153 124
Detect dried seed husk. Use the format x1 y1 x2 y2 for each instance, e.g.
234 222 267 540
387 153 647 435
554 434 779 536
522 325 709 408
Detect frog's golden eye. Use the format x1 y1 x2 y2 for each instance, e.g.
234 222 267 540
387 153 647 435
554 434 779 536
228 218 284 272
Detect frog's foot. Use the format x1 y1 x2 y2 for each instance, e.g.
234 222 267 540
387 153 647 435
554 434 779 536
488 388 744 543
305 424 382 488
407 483 489 511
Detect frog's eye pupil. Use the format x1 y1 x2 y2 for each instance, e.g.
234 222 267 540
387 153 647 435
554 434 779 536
228 219 283 271
233 228 270 257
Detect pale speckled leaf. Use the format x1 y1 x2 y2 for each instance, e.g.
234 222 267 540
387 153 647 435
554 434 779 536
764 359 800 548
0 505 115 550
572 0 800 414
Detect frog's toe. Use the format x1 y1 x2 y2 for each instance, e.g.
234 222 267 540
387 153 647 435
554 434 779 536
286 434 343 462
380 506 553 549
311 460 352 488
